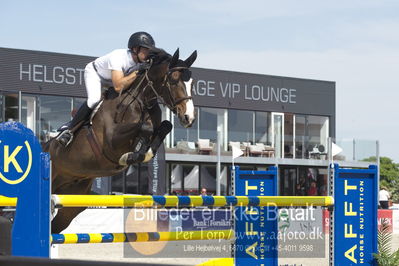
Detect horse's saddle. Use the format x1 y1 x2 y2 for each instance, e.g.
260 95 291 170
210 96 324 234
103 87 119 100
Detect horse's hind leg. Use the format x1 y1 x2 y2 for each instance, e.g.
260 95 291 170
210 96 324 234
51 178 94 233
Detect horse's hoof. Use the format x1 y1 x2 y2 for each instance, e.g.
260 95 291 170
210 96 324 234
119 152 131 166
119 151 149 165
50 196 58 221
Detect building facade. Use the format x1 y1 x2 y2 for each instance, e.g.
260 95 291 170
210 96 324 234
0 47 338 196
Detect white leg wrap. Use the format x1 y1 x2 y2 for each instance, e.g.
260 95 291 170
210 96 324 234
143 148 154 163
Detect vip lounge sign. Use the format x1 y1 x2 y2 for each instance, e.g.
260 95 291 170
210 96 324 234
190 67 335 115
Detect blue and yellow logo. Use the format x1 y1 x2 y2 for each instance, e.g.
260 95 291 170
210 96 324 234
0 140 32 185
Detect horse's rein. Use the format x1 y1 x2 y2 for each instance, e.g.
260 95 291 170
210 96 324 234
157 67 193 111
115 62 192 122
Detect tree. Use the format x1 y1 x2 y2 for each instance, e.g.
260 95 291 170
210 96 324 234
364 156 399 202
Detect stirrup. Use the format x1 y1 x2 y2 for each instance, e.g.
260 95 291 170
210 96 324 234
56 130 74 147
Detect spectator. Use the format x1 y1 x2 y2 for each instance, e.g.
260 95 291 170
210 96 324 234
295 183 306 196
200 188 208 196
379 187 390 209
318 175 328 196
307 181 318 196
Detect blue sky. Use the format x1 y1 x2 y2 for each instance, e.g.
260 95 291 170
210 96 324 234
2 0 399 161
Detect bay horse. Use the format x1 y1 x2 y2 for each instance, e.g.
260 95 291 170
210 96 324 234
45 48 197 233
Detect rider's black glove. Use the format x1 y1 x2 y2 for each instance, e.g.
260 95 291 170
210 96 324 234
134 62 151 74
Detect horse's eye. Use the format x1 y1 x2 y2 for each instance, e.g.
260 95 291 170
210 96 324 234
170 71 180 81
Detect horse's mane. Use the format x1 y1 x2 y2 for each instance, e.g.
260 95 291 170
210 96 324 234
149 48 171 65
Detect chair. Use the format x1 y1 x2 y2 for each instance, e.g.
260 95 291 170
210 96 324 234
197 139 213 154
176 141 197 153
187 142 196 150
263 145 275 157
255 143 275 157
229 141 240 150
248 144 265 157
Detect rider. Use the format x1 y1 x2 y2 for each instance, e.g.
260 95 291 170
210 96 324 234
57 32 157 147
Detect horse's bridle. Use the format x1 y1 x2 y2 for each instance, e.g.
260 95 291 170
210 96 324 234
141 65 193 113
115 62 193 123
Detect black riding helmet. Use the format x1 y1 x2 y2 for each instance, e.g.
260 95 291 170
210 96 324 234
128 32 155 50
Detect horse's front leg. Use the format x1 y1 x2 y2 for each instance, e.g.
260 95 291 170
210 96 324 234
117 120 154 165
147 102 172 155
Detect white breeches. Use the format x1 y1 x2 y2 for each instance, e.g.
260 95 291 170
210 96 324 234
85 63 105 108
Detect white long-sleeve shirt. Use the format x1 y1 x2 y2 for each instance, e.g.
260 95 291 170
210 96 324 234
379 189 390 201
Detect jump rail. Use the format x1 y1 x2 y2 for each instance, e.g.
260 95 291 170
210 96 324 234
51 230 234 244
0 195 334 208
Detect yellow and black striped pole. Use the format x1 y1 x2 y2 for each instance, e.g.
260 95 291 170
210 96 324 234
51 230 234 244
0 195 334 208
51 195 334 208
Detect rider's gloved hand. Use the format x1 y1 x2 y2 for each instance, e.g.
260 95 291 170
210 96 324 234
135 62 151 74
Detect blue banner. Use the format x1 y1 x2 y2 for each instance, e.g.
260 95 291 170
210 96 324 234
234 166 278 266
333 164 378 265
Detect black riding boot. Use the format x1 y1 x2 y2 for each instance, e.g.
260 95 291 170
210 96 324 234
57 101 92 147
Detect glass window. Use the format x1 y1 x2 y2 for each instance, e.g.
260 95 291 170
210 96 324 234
111 165 147 194
295 115 329 159
3 93 19 122
307 115 329 152
200 165 216 195
73 97 85 114
297 167 328 196
199 107 218 142
38 95 72 143
280 167 297 196
255 112 269 144
295 115 306 158
228 109 253 143
170 164 199 195
173 107 198 146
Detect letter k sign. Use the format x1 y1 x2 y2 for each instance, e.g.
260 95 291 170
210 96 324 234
0 140 32 185
4 145 23 172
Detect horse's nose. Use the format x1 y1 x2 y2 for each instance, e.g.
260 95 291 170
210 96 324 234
184 114 190 123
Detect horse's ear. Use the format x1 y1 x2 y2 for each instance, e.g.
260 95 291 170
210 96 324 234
185 50 197 67
170 48 179 67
